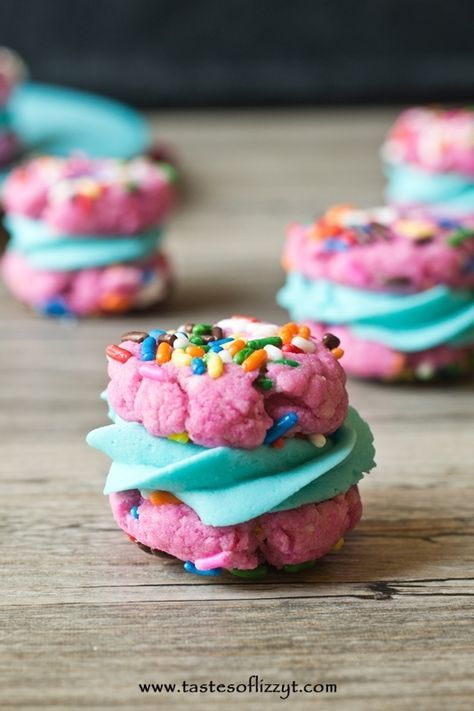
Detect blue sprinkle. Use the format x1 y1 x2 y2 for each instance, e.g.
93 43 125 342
191 357 206 375
140 336 157 361
323 238 350 252
438 218 460 229
41 297 70 316
130 506 139 520
264 411 299 444
184 561 222 577
462 257 474 274
212 337 234 347
141 269 155 284
149 329 166 339
209 344 223 352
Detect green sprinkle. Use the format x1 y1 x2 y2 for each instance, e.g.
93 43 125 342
447 228 474 247
283 560 316 573
160 162 178 184
189 336 204 346
255 376 273 390
124 181 140 193
247 336 283 349
229 565 269 579
273 358 300 367
233 347 254 365
192 323 213 336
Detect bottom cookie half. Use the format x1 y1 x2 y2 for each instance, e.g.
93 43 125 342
109 485 362 573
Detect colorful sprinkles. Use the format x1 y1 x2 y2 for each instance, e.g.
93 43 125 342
107 321 343 376
106 319 346 449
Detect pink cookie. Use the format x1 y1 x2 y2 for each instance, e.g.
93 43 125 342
88 317 376 577
381 107 474 217
1 154 176 316
110 486 362 571
107 317 348 449
283 205 474 292
307 322 473 382
382 107 474 179
0 47 26 165
1 250 171 317
279 205 474 381
2 154 174 231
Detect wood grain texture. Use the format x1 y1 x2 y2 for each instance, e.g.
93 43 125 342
0 109 473 711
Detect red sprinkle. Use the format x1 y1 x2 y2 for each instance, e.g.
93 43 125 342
106 344 132 363
282 344 304 354
271 438 285 449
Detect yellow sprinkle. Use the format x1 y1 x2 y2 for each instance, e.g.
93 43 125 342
171 349 192 367
331 537 344 552
207 352 224 378
395 218 433 240
309 433 327 448
167 432 189 444
78 179 102 199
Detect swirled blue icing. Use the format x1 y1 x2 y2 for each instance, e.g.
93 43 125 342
87 407 375 527
277 274 474 351
4 214 162 271
385 163 474 213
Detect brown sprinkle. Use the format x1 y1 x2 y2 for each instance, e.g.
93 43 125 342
120 330 149 343
211 325 224 340
322 333 341 350
201 335 216 344
157 333 177 345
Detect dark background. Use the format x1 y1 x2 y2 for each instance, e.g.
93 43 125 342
1 0 473 108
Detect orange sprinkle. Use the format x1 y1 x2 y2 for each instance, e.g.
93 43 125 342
298 324 311 339
100 292 132 312
278 322 299 344
332 347 345 360
156 341 172 364
227 338 247 357
186 345 205 358
325 203 355 225
242 348 267 372
281 255 293 271
278 329 293 345
149 491 181 506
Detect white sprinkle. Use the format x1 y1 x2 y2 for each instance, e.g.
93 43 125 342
251 324 279 338
264 344 283 360
310 433 327 448
173 335 189 349
291 336 316 353
218 348 233 363
416 363 435 380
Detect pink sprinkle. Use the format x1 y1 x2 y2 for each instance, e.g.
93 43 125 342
194 551 233 571
138 364 166 380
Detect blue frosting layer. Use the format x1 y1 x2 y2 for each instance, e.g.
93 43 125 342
385 163 474 213
87 407 375 527
5 214 162 271
277 274 474 351
0 107 11 129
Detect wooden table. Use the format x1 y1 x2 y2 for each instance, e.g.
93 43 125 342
1 109 473 710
